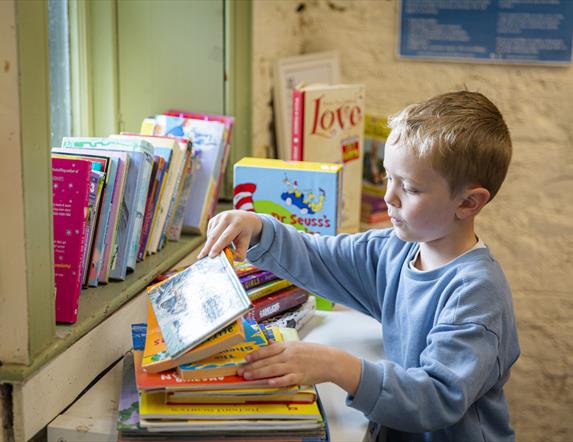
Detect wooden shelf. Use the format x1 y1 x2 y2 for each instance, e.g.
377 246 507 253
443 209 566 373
0 234 203 382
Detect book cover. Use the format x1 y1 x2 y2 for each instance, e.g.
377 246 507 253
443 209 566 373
148 252 251 359
234 157 343 236
291 83 366 233
234 261 259 278
142 300 246 374
165 110 235 220
176 319 269 380
51 157 92 323
142 115 226 234
117 351 140 431
246 286 309 322
246 278 293 302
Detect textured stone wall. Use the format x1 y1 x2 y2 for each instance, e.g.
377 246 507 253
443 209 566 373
252 1 573 440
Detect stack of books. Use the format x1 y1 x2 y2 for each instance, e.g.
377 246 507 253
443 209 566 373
361 114 391 230
117 250 329 440
50 111 232 323
236 261 317 332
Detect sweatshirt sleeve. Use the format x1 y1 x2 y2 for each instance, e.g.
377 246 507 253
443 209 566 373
348 321 500 432
347 271 505 434
246 214 387 316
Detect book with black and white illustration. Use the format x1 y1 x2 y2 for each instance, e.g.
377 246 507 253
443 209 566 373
147 251 252 359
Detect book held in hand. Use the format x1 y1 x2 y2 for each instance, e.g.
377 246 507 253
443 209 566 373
148 251 251 359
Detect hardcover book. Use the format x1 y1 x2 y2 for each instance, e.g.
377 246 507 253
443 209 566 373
142 300 246 374
51 157 92 323
139 390 322 420
234 157 343 236
291 83 366 233
147 251 251 359
262 295 317 332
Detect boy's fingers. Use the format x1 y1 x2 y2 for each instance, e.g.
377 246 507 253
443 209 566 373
241 362 292 381
245 342 285 363
209 224 242 257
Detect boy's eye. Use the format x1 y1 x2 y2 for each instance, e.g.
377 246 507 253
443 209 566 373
402 184 418 194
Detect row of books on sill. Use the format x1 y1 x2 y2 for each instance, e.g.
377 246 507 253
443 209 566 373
52 110 234 323
116 250 327 440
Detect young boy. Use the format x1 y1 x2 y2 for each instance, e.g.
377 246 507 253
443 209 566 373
198 91 520 441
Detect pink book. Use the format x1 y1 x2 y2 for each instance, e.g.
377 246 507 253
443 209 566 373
51 157 92 323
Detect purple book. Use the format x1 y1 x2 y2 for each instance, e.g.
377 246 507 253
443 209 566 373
240 269 278 290
52 157 92 323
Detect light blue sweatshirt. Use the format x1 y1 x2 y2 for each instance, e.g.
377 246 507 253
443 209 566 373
247 215 520 442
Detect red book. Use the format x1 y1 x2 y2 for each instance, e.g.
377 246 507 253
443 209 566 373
51 157 92 323
246 286 309 322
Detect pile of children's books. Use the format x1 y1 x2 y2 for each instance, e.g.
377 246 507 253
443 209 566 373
117 249 329 440
50 111 233 323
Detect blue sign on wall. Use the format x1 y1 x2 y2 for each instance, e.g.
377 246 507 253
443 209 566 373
399 0 573 64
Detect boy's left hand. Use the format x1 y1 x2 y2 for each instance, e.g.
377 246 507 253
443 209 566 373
237 341 331 387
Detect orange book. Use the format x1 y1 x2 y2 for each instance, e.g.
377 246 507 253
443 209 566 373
142 300 246 373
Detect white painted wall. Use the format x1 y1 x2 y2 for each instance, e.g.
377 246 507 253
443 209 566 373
252 1 573 440
0 0 30 365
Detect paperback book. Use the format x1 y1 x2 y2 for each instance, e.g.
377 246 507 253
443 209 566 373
147 251 251 359
51 157 92 323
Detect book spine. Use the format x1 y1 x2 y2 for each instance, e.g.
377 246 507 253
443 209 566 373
138 157 160 261
127 152 153 267
291 88 305 161
99 158 126 283
240 270 278 290
246 288 309 322
167 148 195 241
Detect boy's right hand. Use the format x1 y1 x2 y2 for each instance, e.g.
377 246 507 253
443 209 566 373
197 210 263 262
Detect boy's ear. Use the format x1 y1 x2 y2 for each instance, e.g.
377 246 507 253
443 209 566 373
456 186 490 220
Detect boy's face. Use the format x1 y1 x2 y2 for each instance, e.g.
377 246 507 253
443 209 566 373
383 136 462 245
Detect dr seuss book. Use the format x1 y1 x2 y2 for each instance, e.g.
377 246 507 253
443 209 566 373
233 157 342 236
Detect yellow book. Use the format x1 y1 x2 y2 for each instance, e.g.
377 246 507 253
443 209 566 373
247 278 293 301
139 391 322 420
166 385 317 404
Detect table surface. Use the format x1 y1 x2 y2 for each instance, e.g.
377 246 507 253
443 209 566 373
47 305 383 442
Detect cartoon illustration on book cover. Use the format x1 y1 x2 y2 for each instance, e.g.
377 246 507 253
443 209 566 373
233 159 342 236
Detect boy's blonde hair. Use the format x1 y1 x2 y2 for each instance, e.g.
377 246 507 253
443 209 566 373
388 91 512 201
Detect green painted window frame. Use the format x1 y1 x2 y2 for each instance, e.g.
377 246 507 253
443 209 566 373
0 0 251 382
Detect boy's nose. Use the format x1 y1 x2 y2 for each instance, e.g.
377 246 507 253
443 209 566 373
384 183 400 208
